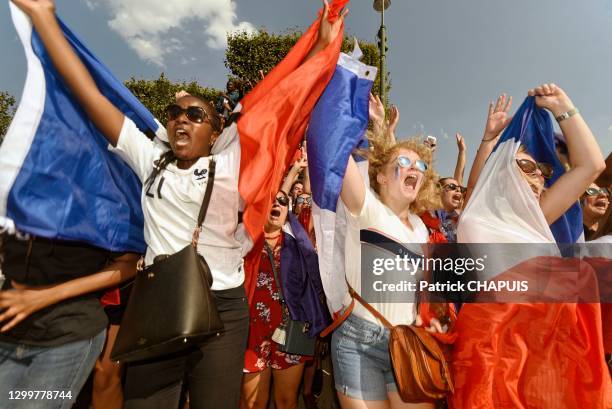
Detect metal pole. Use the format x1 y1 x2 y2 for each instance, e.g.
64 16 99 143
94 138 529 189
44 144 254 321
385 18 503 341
380 7 386 107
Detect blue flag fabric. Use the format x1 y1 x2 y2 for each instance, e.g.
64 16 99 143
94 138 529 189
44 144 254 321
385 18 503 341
493 97 583 244
0 4 163 253
307 48 377 312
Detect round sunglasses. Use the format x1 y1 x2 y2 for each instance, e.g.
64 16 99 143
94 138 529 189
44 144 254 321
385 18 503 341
515 159 553 180
397 155 428 173
296 196 312 205
166 104 211 124
584 187 610 197
442 183 467 194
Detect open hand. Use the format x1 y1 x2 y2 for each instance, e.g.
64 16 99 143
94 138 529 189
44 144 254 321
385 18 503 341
388 105 400 134
483 93 513 140
0 281 55 332
456 133 466 152
369 93 385 129
317 0 348 47
528 83 574 117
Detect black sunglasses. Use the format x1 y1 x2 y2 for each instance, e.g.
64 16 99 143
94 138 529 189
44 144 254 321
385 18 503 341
584 187 610 197
275 195 289 207
442 183 467 194
515 159 553 180
166 104 210 124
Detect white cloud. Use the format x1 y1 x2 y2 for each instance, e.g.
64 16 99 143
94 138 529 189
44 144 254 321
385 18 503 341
89 0 256 67
608 125 612 133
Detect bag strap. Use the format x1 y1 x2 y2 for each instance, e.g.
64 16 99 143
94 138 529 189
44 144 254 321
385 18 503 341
264 241 285 303
348 285 394 329
197 158 216 227
191 158 216 246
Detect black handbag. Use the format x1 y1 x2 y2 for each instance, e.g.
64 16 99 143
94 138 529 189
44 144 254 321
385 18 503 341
111 159 223 363
265 242 315 356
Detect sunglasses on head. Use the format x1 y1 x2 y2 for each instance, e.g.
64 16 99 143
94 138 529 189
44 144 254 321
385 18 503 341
515 159 553 180
584 187 610 197
442 183 467 194
397 155 428 173
166 104 210 124
275 195 289 207
296 196 312 205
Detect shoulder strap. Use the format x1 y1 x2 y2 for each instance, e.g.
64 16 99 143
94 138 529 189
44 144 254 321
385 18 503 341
348 285 394 329
264 241 285 303
196 158 216 227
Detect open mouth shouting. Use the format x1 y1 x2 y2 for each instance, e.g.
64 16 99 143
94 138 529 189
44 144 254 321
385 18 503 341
593 197 609 212
404 174 419 190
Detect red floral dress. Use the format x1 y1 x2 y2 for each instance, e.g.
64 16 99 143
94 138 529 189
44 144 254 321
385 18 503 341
244 234 311 373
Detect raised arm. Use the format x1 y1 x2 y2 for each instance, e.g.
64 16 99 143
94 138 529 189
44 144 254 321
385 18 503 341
301 144 312 194
464 94 513 205
304 0 348 63
387 105 400 145
533 84 606 224
281 156 306 195
453 133 466 185
12 0 124 146
0 253 139 332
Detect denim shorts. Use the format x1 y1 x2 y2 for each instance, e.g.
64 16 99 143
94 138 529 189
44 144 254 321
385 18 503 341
331 312 397 401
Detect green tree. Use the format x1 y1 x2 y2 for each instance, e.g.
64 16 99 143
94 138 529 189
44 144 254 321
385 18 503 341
225 29 389 97
124 73 221 121
0 91 16 144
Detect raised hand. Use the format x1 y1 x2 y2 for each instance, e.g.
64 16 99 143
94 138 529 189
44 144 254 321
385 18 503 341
369 93 385 130
388 105 400 134
317 0 349 47
483 93 513 140
456 133 466 152
11 0 55 16
528 83 574 117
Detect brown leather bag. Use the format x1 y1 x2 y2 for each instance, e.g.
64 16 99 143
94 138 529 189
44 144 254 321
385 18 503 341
349 287 454 403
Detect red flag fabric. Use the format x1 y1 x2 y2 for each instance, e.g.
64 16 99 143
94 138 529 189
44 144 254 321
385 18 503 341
237 0 347 246
450 258 612 409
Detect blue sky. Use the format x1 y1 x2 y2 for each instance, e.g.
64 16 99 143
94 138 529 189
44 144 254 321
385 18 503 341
1 0 610 177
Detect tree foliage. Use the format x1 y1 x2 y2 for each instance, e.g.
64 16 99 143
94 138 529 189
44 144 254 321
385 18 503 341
124 73 221 121
0 91 16 144
225 29 389 97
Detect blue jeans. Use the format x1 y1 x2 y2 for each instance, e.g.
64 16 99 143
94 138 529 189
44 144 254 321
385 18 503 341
0 330 106 409
331 313 397 401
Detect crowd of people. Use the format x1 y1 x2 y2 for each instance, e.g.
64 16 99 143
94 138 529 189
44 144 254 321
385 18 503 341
0 0 611 409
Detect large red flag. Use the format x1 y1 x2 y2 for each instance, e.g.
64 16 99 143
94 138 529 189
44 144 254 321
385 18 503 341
237 0 348 247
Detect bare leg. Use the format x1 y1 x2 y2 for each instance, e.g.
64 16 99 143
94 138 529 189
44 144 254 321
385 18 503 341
387 391 435 409
240 369 272 409
92 324 123 409
272 363 305 409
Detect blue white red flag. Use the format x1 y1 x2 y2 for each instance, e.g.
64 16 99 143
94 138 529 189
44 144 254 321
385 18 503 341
459 96 582 245
0 4 166 253
306 44 376 312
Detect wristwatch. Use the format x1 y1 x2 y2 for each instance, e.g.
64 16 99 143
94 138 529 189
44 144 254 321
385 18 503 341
555 108 579 123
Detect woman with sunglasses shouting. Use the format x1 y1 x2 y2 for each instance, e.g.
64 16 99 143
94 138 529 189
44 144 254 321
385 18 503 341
329 113 442 408
9 0 346 407
241 190 327 409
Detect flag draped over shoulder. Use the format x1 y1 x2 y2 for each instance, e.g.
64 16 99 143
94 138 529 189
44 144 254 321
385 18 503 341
306 44 377 313
0 3 166 253
453 97 611 409
237 0 349 246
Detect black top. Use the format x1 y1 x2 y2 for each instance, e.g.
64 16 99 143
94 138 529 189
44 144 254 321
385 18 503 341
0 235 111 346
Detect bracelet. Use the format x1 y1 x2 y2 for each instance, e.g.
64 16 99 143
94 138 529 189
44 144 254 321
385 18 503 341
481 134 498 142
555 108 579 123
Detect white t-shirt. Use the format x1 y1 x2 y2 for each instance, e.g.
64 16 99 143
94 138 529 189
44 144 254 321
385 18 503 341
110 118 250 290
344 188 428 326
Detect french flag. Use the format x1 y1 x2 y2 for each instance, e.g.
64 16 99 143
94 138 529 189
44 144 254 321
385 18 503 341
0 3 166 253
237 0 349 247
306 43 377 313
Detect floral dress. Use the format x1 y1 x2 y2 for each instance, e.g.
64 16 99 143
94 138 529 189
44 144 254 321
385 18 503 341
244 234 311 372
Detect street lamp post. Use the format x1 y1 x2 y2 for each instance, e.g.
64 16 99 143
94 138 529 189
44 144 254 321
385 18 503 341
373 0 391 107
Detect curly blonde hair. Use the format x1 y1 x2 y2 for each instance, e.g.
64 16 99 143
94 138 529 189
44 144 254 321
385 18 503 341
359 130 441 214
